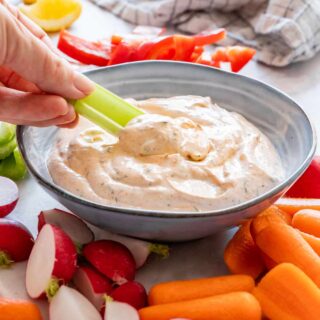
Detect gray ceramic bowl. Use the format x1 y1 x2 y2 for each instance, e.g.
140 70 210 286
17 61 316 241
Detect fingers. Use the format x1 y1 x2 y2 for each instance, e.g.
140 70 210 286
0 86 77 126
0 66 41 93
0 6 94 99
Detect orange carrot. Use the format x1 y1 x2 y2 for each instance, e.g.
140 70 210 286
300 231 320 255
251 205 292 240
224 220 265 279
139 291 261 320
253 263 320 320
260 252 277 270
292 209 320 237
148 274 254 305
255 223 320 286
0 298 42 320
276 197 320 215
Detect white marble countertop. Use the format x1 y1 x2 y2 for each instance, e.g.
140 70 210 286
1 0 320 318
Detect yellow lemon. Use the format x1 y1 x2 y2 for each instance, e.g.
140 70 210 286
20 0 82 32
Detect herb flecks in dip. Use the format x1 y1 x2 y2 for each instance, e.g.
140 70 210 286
48 96 284 212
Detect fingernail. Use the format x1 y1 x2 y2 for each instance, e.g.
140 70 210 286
74 73 95 96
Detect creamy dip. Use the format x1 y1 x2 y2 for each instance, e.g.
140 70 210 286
48 96 284 212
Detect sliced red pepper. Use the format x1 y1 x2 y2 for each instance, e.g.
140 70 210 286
109 40 139 65
111 34 123 45
132 26 166 36
189 46 204 62
143 36 176 60
172 35 195 61
211 46 256 72
58 30 110 66
194 28 226 46
196 53 220 68
211 47 229 62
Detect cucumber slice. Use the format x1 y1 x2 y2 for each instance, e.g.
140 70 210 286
0 147 27 180
0 137 17 160
0 122 16 146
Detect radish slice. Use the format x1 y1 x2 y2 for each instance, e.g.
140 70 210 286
0 219 34 267
26 224 77 299
38 209 94 246
105 300 139 320
73 265 113 311
93 228 169 268
50 285 101 320
0 176 18 217
111 281 147 310
83 240 136 284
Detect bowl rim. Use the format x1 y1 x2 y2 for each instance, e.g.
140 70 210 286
17 60 317 218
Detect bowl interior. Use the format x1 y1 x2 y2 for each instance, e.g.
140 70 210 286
18 61 315 215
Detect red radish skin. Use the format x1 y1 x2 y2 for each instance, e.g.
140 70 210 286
50 285 102 320
105 300 139 320
26 224 77 299
83 240 136 284
73 265 113 310
0 219 34 267
93 228 169 268
111 281 147 310
38 209 94 245
0 177 18 217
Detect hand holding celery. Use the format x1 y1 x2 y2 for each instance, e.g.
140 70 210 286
71 84 144 135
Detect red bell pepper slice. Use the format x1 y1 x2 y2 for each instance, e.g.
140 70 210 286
196 53 220 68
212 46 256 72
143 36 176 60
58 30 110 66
172 35 195 61
194 28 226 46
132 26 166 36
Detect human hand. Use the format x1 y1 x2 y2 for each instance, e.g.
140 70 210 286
0 0 94 127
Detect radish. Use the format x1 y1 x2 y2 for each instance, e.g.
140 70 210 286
0 176 18 217
26 224 77 299
104 300 139 320
83 240 136 284
50 285 102 320
38 209 94 246
111 281 147 310
93 228 169 268
73 265 113 310
0 219 34 267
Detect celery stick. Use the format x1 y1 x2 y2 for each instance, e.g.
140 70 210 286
0 122 15 146
0 137 17 160
78 84 144 127
73 100 123 135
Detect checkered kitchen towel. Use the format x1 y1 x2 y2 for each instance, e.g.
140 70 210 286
90 0 320 67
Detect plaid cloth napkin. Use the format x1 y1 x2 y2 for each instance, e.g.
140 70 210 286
90 0 320 67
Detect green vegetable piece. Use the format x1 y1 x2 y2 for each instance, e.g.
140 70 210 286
0 122 16 146
0 137 17 160
0 147 27 180
71 83 144 135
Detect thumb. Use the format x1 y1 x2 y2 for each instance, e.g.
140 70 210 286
0 5 94 99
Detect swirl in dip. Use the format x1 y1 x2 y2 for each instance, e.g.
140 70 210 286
48 96 284 212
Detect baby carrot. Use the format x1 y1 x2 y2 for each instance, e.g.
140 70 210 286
276 198 320 215
0 298 42 320
148 274 254 305
255 223 320 286
139 291 261 320
251 205 292 239
253 263 320 320
299 231 320 255
224 220 265 279
292 209 320 237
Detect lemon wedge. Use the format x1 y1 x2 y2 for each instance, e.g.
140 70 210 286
20 0 82 32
